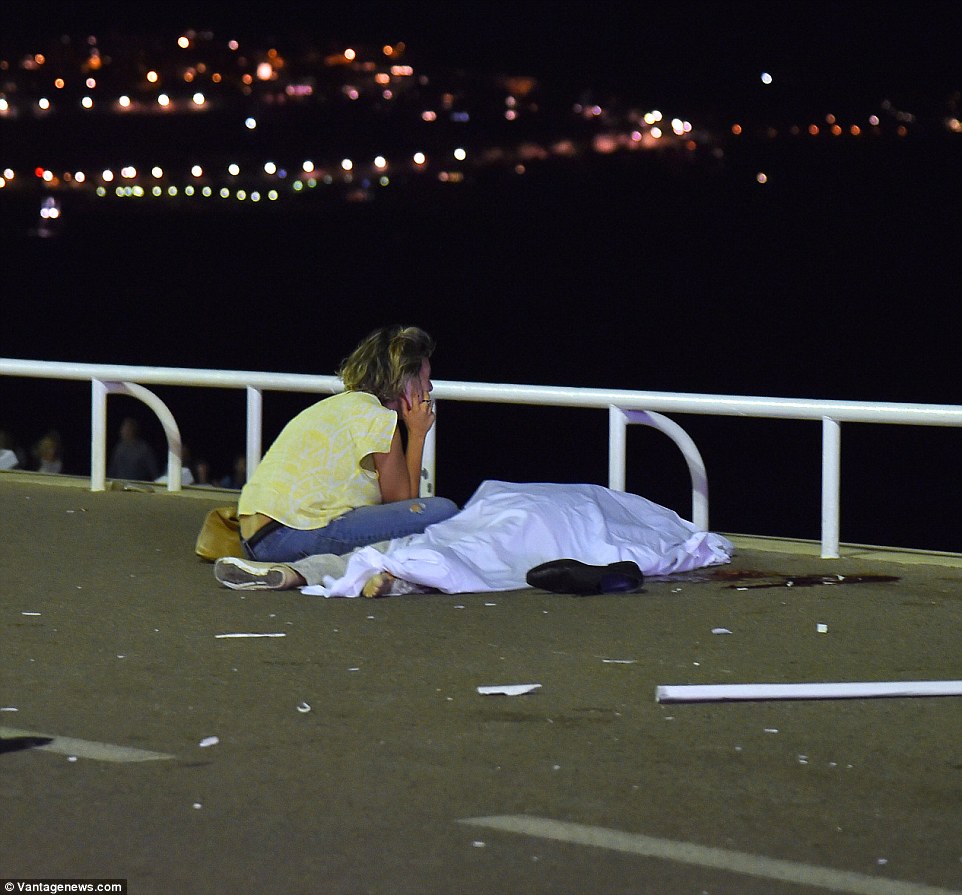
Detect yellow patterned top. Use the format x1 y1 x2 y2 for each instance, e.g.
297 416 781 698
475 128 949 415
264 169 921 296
238 391 397 530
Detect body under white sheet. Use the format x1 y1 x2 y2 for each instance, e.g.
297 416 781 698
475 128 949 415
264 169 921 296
301 480 734 597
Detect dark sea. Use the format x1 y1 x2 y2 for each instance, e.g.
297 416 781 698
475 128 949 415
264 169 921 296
2 139 960 552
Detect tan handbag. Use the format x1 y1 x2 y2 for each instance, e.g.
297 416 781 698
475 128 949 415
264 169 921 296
195 505 245 561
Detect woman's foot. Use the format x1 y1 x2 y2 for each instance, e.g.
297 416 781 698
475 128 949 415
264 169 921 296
214 556 305 590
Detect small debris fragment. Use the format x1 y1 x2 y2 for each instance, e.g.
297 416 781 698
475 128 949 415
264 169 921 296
193 803 203 810
764 728 779 734
0 707 18 712
215 632 286 639
198 736 219 748
67 755 78 762
602 658 636 664
712 627 733 635
477 683 542 696
817 623 829 634
21 611 41 616
296 702 311 713
472 841 486 848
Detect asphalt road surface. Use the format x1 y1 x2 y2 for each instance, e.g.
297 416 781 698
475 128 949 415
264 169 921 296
2 476 961 895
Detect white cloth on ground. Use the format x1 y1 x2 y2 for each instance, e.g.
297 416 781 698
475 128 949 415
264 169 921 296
300 480 733 598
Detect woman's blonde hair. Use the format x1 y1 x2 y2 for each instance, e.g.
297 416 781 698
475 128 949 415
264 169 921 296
337 325 435 402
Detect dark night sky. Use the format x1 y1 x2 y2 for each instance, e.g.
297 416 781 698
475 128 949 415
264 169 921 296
5 1 961 107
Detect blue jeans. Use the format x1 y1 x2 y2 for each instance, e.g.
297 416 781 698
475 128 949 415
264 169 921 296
242 497 459 562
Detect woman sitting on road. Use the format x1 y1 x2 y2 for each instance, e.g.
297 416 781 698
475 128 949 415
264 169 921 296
218 325 459 588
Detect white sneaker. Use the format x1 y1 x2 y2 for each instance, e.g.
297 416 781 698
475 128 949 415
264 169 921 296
214 556 303 590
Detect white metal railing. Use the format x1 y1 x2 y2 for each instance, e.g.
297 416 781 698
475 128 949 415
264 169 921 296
2 357 961 558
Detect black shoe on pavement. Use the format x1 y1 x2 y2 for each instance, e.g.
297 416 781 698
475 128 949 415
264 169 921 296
525 559 645 595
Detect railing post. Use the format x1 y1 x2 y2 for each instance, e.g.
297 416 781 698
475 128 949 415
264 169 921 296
421 400 437 497
91 379 108 491
608 405 628 491
109 382 183 491
821 416 841 559
622 409 710 530
246 386 263 480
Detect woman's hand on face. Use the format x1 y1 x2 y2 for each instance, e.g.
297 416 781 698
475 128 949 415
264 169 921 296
400 388 435 436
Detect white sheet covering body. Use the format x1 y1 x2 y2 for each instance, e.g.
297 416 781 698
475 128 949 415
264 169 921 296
301 481 733 597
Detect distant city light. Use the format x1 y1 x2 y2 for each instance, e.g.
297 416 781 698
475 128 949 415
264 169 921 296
38 98 51 110
761 72 773 85
81 96 93 109
264 161 277 175
158 94 170 107
256 63 273 81
413 152 426 165
102 169 114 181
178 36 190 49
422 110 437 122
119 95 131 107
869 115 880 126
228 163 240 176
302 161 315 173
374 156 387 169
344 48 356 61
454 147 467 161
756 172 768 184
146 71 159 84
245 117 257 129
192 92 206 106
74 171 85 183
191 165 203 177
341 159 353 171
